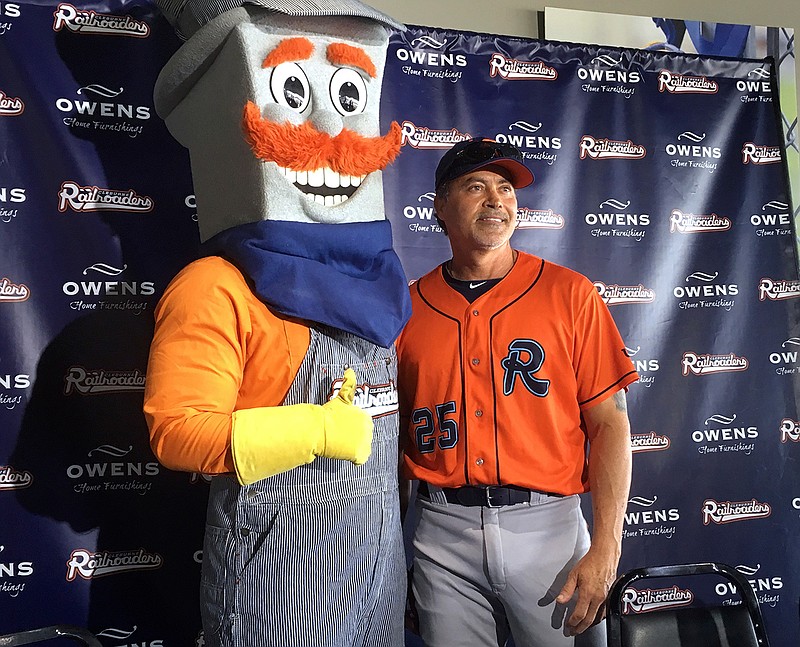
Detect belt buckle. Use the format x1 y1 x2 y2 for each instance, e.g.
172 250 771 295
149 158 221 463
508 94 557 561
484 486 503 508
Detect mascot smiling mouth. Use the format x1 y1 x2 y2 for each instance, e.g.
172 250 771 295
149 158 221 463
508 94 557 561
242 101 402 206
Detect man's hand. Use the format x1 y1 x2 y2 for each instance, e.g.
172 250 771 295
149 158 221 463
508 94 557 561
556 546 618 634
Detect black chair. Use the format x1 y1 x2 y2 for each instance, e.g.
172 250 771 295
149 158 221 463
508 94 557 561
606 563 770 647
0 625 102 646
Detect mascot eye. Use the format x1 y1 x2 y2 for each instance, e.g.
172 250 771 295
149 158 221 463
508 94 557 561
329 68 367 116
269 62 310 112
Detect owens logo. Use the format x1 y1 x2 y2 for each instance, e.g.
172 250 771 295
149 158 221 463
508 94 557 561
58 181 153 213
0 277 29 302
702 499 771 525
758 278 800 301
657 70 718 94
593 282 655 306
63 367 145 395
330 378 399 419
395 35 468 68
681 352 748 376
780 418 800 443
0 90 24 116
66 548 162 581
742 143 781 165
0 466 33 490
630 432 670 453
516 208 564 230
400 121 470 149
578 55 641 84
669 209 731 233
500 339 549 397
622 586 693 614
579 136 645 160
751 200 791 232
489 54 557 81
52 3 150 37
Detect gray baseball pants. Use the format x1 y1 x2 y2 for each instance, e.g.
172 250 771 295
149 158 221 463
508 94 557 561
411 487 606 647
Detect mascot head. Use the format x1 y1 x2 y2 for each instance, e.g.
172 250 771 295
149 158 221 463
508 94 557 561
154 0 403 241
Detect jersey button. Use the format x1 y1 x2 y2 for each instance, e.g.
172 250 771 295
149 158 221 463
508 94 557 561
472 309 479 316
471 358 480 366
476 458 484 466
475 410 483 417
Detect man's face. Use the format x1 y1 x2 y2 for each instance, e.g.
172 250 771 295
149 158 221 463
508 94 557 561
434 165 518 254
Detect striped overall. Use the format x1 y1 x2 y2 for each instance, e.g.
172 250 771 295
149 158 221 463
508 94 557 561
200 326 405 647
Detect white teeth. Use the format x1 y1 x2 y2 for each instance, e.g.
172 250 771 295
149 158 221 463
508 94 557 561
324 167 339 188
276 164 364 206
307 168 324 187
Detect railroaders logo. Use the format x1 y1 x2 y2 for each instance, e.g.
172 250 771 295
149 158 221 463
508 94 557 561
781 418 800 443
63 367 146 395
0 90 23 116
579 136 646 160
489 54 557 81
657 70 718 94
0 277 29 302
681 352 748 376
593 282 655 306
52 3 150 37
58 181 153 213
516 208 564 230
66 548 162 581
702 498 771 525
622 586 693 614
758 278 800 301
0 466 33 490
630 432 670 453
742 142 781 165
780 418 800 443
330 378 399 419
669 209 731 233
400 121 470 149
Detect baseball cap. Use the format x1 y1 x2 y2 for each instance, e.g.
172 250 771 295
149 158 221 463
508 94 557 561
434 138 534 190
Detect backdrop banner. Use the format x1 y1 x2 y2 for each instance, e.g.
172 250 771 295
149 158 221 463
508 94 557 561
1 3 798 646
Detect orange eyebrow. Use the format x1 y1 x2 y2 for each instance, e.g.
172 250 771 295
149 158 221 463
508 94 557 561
262 37 314 68
327 42 376 78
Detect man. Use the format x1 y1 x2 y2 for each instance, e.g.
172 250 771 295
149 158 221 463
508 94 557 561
397 138 638 646
144 1 410 645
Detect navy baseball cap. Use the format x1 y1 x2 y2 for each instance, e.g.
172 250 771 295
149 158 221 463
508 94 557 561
434 137 534 190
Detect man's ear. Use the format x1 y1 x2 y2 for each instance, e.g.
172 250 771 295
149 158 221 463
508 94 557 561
433 195 447 235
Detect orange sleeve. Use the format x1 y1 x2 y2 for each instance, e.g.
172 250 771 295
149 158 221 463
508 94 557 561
143 257 309 474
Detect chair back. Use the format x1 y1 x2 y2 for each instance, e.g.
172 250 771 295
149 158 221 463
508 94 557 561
607 563 769 647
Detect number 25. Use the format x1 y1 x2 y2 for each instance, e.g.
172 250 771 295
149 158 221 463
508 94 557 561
413 401 459 454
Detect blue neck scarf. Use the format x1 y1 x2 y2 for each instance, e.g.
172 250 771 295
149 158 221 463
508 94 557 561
202 220 412 348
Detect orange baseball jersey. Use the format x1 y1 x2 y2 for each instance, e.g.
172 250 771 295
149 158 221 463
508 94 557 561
144 256 310 475
396 251 638 496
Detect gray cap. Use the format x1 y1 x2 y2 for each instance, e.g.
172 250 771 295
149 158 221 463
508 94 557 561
157 0 404 40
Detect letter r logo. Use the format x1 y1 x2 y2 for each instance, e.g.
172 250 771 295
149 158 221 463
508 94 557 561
500 339 550 397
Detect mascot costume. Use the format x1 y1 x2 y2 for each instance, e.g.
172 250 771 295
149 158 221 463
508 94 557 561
142 1 411 645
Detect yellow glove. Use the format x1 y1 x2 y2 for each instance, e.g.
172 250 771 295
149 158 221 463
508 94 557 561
231 368 374 485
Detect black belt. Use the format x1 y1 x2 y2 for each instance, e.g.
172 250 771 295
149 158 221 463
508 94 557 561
419 482 532 507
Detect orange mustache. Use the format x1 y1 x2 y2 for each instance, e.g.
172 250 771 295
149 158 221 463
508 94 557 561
242 101 402 176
